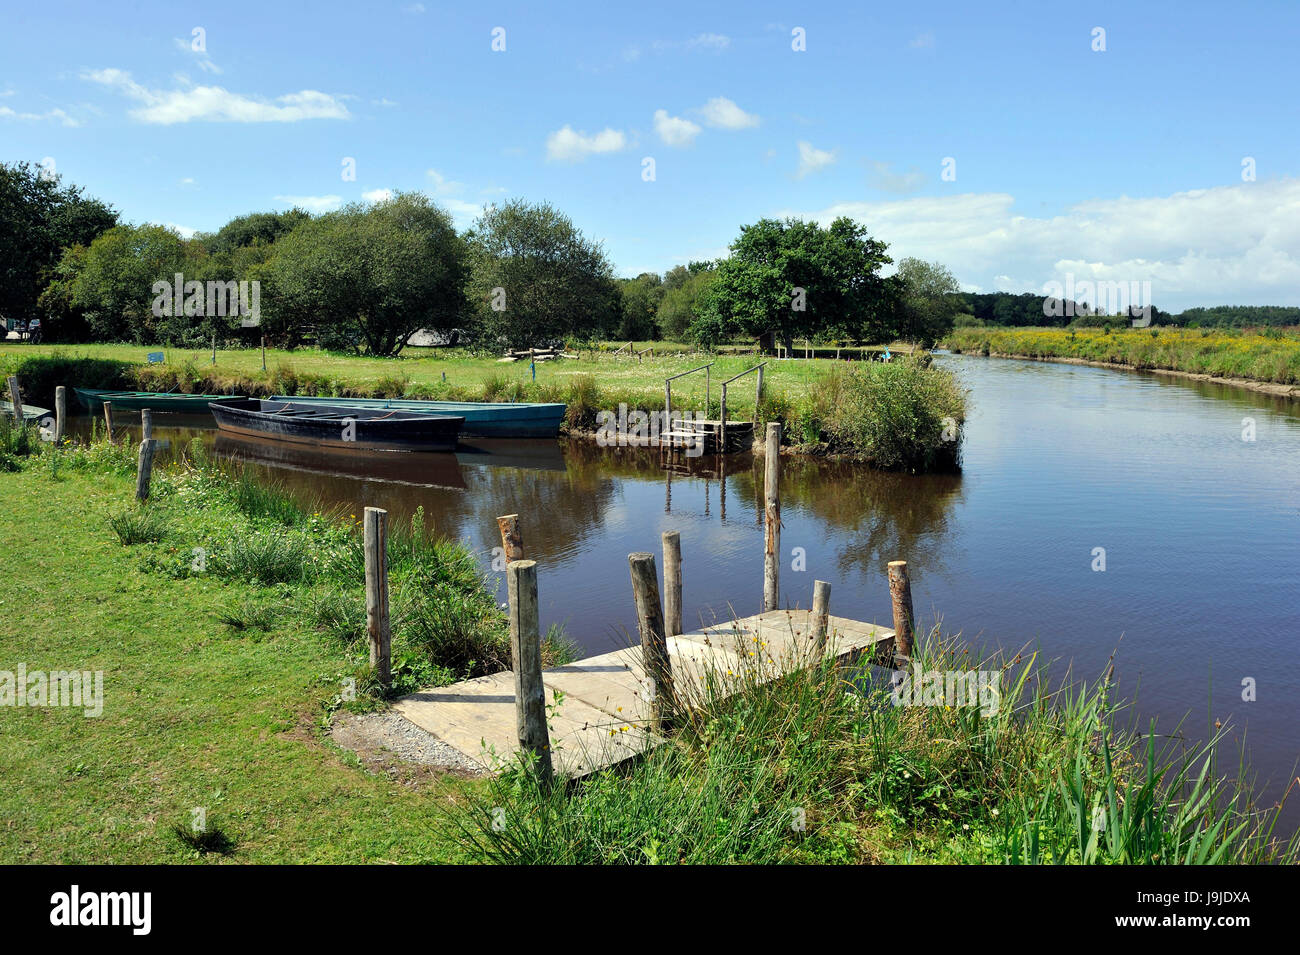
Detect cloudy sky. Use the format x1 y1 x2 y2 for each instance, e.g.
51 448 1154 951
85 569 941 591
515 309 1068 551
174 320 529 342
2 0 1298 310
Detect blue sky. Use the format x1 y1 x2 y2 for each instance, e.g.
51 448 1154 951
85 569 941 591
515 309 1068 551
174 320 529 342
3 0 1299 310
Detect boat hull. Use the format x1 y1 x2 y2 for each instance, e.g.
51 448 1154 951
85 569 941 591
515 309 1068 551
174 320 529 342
268 395 566 438
3 401 53 424
75 388 243 413
210 400 463 452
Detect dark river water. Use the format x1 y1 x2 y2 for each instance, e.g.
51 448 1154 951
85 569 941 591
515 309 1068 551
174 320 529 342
80 354 1300 819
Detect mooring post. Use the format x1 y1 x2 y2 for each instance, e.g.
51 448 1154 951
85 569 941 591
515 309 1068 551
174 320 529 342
135 439 157 502
629 552 673 733
364 507 392 689
140 409 153 442
261 334 267 372
763 421 782 612
811 579 831 653
53 385 66 443
508 558 553 786
754 364 764 424
102 402 114 443
662 531 682 637
5 376 22 423
888 560 915 659
496 513 525 561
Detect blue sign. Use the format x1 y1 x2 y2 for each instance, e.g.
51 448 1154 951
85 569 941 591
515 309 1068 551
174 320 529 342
146 352 165 364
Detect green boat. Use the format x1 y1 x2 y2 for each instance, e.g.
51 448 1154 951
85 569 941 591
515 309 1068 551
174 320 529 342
268 395 566 438
74 388 244 413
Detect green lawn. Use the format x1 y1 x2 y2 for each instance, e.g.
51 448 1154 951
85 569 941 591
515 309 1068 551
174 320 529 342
0 466 473 863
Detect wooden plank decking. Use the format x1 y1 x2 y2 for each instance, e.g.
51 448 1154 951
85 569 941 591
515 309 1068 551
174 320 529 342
394 609 895 777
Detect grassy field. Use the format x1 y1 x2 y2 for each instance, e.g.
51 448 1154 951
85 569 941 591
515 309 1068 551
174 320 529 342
0 342 967 470
1 425 1293 864
944 326 1300 385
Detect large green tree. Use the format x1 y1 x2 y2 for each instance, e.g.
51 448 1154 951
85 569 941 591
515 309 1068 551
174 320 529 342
693 217 894 352
467 199 618 348
268 192 467 355
894 257 963 347
615 272 664 341
67 224 193 342
0 161 117 328
657 265 717 341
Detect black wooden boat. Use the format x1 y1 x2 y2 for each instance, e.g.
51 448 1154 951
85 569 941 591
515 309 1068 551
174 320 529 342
209 399 464 452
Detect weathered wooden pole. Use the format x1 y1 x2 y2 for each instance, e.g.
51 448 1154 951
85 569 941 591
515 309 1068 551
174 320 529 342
364 507 392 689
811 580 831 652
140 408 153 442
102 402 114 442
508 558 553 786
135 439 157 502
211 332 217 365
754 364 764 424
629 552 673 733
662 531 682 637
496 513 525 561
763 421 782 612
53 385 66 443
261 334 267 371
888 560 915 658
5 376 22 422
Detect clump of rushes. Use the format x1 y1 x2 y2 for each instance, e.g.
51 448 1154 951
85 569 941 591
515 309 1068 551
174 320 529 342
447 630 1297 865
106 506 170 545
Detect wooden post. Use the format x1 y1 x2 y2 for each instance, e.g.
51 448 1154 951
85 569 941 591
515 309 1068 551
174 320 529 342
888 560 915 658
135 438 157 502
662 531 682 637
629 552 673 732
140 409 153 442
508 558 552 786
496 513 525 562
5 376 22 422
261 334 267 371
811 580 831 652
53 385 66 443
664 380 672 430
102 402 114 442
364 507 392 689
754 364 764 424
719 382 728 453
763 422 781 612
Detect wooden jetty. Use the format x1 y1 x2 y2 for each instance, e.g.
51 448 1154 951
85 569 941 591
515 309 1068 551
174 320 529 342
381 420 917 779
395 609 896 776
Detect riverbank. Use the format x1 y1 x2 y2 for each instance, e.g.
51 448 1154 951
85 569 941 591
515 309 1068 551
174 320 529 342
0 343 967 471
2 422 1294 863
943 327 1300 395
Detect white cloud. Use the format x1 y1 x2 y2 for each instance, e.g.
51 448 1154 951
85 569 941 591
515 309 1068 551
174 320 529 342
361 188 393 202
696 96 759 130
166 222 197 239
84 69 349 124
426 169 465 195
0 104 80 126
867 160 925 194
909 32 935 49
373 97 398 107
274 194 343 213
687 33 731 51
786 179 1300 310
403 3 426 12
653 109 701 147
545 124 628 161
179 177 195 185
796 141 837 178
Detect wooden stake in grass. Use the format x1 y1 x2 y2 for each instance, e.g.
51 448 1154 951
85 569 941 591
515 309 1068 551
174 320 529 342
496 513 524 562
763 421 782 612
135 439 157 502
102 402 114 442
140 409 153 442
888 560 915 659
662 531 682 637
629 552 673 733
507 558 552 787
364 507 392 689
811 579 831 652
54 386 66 443
6 376 22 423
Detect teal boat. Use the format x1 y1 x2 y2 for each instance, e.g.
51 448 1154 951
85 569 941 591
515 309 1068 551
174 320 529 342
268 396 566 438
74 388 244 413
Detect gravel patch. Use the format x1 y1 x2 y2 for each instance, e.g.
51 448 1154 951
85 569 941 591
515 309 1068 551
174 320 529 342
331 710 486 777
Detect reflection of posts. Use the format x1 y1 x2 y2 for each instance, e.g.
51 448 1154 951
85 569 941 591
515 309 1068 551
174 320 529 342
508 558 552 787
